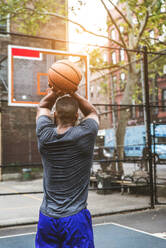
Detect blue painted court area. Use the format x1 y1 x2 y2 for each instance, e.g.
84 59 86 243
0 223 166 248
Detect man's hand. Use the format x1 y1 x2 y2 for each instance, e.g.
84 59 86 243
48 80 77 95
47 79 65 95
70 92 99 125
46 87 63 97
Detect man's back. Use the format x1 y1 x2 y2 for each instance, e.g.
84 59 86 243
36 115 98 218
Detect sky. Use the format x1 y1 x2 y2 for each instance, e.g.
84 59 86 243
68 0 109 53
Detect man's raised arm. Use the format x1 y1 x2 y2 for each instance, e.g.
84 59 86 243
71 92 99 125
36 89 62 121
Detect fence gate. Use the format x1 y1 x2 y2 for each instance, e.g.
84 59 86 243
152 123 166 205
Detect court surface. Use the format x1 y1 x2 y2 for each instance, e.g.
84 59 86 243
0 223 166 248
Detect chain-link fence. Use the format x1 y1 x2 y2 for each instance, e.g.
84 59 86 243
0 38 166 226
91 48 166 207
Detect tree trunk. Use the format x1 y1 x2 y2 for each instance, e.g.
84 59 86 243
113 55 139 177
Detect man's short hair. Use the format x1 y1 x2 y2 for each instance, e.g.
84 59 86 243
55 96 78 125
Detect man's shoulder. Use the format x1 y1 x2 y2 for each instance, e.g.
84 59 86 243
83 113 99 125
37 115 52 122
79 117 99 127
36 115 55 139
75 118 99 135
36 115 52 127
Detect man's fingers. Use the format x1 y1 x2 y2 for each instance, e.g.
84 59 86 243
47 82 72 96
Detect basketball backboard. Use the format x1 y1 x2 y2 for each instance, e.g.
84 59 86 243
8 45 89 107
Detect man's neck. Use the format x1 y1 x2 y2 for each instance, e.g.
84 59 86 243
56 124 73 134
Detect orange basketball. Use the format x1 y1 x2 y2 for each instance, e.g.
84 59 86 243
48 60 82 93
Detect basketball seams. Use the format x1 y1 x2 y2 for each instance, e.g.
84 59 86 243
49 74 75 92
50 67 78 86
48 77 61 90
56 61 82 82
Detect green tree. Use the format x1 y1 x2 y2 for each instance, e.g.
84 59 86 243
1 0 166 175
0 0 67 35
66 0 166 175
100 0 166 176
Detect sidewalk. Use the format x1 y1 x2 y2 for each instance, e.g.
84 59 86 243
0 178 153 227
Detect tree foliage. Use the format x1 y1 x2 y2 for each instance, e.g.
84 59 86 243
1 0 166 175
121 0 165 50
96 0 166 175
0 0 66 35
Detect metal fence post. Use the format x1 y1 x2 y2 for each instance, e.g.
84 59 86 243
143 46 154 208
0 111 2 181
152 123 158 204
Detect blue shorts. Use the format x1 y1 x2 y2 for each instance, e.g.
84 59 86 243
35 209 95 248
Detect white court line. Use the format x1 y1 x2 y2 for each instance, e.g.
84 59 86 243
0 222 166 241
0 223 107 239
154 233 166 239
94 222 166 241
94 222 115 227
0 232 35 239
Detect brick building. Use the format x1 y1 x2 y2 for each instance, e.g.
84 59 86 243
0 0 68 175
90 69 111 129
107 2 166 127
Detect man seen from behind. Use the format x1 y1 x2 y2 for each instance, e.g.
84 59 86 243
35 86 99 248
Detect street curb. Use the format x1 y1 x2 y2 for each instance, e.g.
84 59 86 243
0 207 151 228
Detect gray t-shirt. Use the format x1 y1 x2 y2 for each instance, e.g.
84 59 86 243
36 115 98 218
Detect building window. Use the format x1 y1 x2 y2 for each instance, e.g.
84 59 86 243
0 15 10 33
162 89 166 111
120 72 126 91
111 29 116 40
0 55 8 90
113 76 117 83
119 49 125 61
112 75 117 91
110 75 117 94
112 52 116 64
